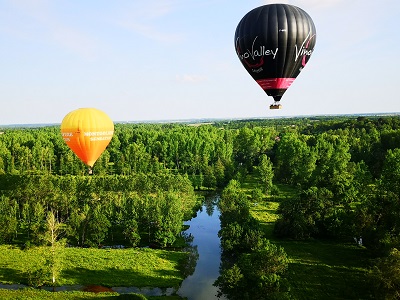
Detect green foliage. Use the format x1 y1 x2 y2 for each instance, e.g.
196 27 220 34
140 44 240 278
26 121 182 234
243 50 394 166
275 187 336 239
0 196 18 243
218 180 250 224
380 148 400 195
0 174 197 249
354 149 400 255
275 132 316 185
251 187 263 203
216 180 289 299
258 154 274 194
236 241 289 300
370 248 400 300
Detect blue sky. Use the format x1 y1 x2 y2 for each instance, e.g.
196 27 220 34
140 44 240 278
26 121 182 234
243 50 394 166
1 0 399 125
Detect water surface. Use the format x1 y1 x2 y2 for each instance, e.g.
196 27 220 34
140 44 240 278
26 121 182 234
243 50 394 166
178 194 224 300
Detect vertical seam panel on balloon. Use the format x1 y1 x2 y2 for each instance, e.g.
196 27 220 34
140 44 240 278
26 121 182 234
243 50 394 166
290 6 302 78
281 5 289 79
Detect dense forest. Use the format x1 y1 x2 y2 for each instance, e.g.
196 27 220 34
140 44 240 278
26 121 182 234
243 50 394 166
1 115 400 298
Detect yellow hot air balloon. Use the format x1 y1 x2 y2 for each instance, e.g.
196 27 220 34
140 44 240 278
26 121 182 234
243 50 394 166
61 108 114 174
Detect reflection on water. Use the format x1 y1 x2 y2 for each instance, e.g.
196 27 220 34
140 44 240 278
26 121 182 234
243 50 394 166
178 194 225 300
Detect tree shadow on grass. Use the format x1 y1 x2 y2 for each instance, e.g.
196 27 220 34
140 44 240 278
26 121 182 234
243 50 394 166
0 267 27 285
287 261 371 300
61 266 182 288
280 240 373 299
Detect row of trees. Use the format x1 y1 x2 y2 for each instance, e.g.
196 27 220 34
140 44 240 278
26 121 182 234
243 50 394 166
0 173 197 248
1 117 399 181
214 180 289 300
0 123 278 185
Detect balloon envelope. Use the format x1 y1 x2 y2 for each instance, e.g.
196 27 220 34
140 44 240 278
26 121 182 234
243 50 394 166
235 4 316 105
60 108 114 168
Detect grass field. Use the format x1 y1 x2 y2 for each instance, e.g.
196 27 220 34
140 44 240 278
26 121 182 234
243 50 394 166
0 246 186 288
0 289 184 299
244 176 373 299
0 245 188 299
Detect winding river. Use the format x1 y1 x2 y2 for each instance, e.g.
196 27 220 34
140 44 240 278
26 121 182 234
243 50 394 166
178 194 225 300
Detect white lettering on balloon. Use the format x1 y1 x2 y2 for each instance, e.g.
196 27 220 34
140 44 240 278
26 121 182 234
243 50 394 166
236 36 278 61
294 31 315 62
236 30 315 67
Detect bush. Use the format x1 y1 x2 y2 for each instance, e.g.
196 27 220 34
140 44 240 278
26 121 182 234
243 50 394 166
370 248 400 299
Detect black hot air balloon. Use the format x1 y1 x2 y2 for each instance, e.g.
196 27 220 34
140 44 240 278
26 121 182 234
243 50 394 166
235 4 316 109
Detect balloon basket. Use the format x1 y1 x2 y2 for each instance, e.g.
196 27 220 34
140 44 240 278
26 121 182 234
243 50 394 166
270 103 282 110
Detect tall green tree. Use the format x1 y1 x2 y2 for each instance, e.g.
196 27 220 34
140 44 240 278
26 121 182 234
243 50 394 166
274 187 334 239
258 154 274 194
42 211 65 287
275 132 316 185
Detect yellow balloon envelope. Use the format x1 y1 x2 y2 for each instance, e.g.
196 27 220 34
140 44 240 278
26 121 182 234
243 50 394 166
60 108 114 168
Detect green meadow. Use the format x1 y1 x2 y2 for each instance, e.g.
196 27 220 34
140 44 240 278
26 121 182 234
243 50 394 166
0 246 187 299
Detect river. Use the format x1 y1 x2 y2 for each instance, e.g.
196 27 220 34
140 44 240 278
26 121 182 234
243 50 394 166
177 194 225 300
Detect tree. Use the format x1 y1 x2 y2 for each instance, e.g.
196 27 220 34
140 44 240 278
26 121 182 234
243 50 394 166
42 211 65 288
357 149 400 254
311 133 353 198
0 196 18 243
86 203 111 247
123 219 141 247
237 241 289 300
274 187 334 239
21 201 46 244
214 264 244 299
370 248 400 299
218 180 250 225
234 127 261 171
153 192 184 247
258 154 274 194
275 132 316 185
380 149 400 195
215 240 289 300
218 222 244 253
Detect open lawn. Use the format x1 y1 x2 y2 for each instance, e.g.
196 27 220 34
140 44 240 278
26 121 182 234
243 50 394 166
246 177 373 299
0 245 188 299
0 245 186 288
0 289 185 299
279 240 371 299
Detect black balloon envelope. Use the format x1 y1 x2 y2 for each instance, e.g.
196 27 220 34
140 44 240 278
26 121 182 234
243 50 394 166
235 4 316 109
